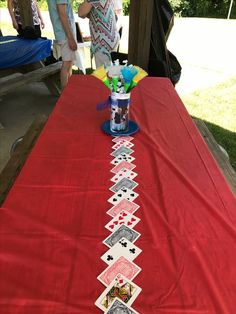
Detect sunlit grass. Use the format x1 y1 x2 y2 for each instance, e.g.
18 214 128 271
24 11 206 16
183 77 236 170
0 21 17 36
0 20 54 38
183 77 236 132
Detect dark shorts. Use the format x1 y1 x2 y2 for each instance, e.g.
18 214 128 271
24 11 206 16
17 24 41 39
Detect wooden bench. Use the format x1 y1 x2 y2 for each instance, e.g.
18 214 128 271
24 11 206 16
0 61 62 98
194 118 236 195
0 114 47 206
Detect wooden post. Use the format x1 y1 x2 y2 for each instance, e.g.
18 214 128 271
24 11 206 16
18 0 33 28
128 0 154 70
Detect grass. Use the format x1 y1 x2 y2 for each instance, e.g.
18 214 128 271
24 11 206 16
182 77 236 170
0 21 17 36
0 20 54 39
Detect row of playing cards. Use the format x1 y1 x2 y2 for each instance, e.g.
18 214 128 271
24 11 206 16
96 136 141 313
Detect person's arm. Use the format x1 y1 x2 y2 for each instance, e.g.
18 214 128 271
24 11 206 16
35 0 45 29
78 0 92 18
57 4 77 51
7 0 18 30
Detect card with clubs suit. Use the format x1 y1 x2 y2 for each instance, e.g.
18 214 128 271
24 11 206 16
105 210 140 232
110 177 138 193
111 169 137 183
107 199 140 217
103 225 141 248
95 274 141 311
108 188 138 205
97 256 141 287
101 237 142 265
110 154 135 165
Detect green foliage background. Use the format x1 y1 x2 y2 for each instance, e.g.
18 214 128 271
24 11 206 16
0 0 235 17
169 0 236 18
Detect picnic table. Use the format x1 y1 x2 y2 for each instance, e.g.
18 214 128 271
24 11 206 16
0 75 236 313
0 35 51 69
0 36 61 129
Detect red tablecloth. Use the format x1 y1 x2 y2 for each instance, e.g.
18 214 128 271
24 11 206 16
0 76 236 314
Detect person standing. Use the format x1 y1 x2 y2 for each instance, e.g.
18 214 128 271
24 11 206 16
113 0 123 17
113 0 123 34
7 0 45 38
78 0 119 68
47 0 77 89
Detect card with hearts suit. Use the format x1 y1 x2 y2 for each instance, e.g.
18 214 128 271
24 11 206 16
105 210 140 232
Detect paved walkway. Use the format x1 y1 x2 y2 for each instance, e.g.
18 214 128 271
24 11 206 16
167 17 236 95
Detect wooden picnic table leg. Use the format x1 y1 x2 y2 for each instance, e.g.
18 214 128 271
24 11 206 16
19 61 61 96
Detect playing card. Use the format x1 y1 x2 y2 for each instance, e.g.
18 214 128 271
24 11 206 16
105 210 140 232
108 188 139 205
111 161 136 174
104 298 140 314
111 146 134 158
110 154 135 165
112 136 134 143
110 178 138 193
95 274 141 311
112 141 134 150
111 169 137 183
97 256 141 287
101 237 142 265
107 199 140 217
103 225 140 248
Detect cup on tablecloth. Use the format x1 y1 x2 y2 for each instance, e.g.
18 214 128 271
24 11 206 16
110 92 130 132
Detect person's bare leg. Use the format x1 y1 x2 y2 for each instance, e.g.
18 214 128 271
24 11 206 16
60 61 73 89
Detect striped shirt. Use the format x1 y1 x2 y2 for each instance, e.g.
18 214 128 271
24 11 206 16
87 0 119 56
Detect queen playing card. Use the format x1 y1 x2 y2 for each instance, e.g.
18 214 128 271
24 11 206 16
95 274 141 311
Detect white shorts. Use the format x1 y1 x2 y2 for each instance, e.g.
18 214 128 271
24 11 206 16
53 40 86 73
58 40 76 62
